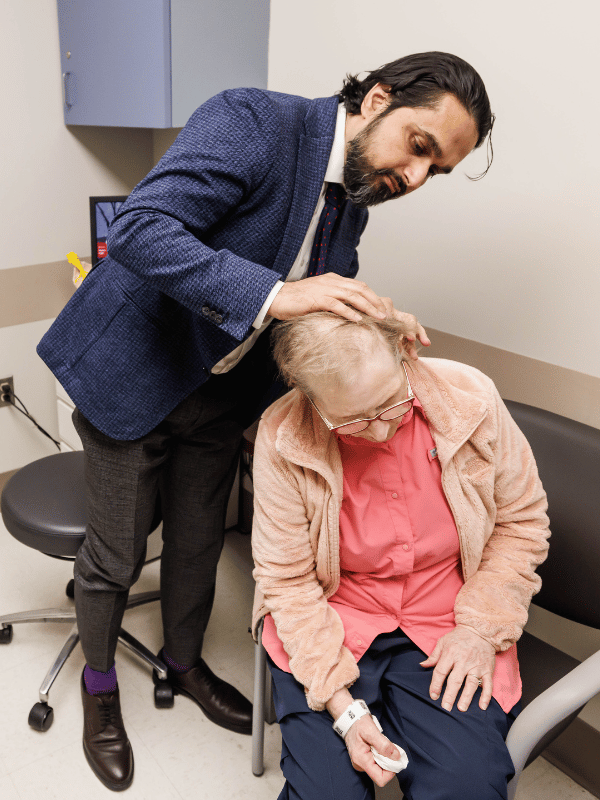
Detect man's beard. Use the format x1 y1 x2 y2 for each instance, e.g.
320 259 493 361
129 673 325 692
343 115 407 208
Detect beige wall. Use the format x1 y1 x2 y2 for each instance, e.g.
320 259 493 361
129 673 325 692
0 319 61 474
0 1 153 272
0 1 153 472
152 128 182 166
268 0 600 381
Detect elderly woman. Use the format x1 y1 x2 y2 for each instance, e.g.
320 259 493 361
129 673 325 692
251 312 550 800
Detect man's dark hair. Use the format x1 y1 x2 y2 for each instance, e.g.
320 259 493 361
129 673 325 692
338 51 494 178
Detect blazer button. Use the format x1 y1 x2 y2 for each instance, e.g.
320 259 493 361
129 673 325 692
202 306 210 316
214 314 223 324
209 310 217 320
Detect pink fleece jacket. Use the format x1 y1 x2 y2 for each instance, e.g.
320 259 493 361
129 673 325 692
251 358 550 712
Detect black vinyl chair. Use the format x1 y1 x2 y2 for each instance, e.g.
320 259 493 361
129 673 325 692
502 400 600 798
251 400 600 795
0 450 173 732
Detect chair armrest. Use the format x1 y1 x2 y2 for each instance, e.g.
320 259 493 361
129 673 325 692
252 619 267 776
506 648 600 793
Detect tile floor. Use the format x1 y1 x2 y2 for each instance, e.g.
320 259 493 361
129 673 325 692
0 521 595 800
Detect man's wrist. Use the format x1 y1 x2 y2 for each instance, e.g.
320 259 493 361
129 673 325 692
253 280 285 329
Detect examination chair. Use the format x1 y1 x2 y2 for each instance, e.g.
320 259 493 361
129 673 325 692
502 399 600 798
252 400 600 800
0 450 173 732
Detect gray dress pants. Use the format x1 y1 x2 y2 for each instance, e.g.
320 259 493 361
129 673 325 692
72 333 279 672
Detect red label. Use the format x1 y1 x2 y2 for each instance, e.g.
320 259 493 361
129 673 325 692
97 242 108 259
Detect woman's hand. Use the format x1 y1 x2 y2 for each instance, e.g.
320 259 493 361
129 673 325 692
345 715 402 788
420 627 496 712
326 689 400 788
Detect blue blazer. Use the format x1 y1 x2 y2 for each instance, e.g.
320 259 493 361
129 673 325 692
38 89 369 440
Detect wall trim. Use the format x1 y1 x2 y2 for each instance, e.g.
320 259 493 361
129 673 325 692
0 469 18 495
423 328 600 430
1 264 598 432
0 260 78 328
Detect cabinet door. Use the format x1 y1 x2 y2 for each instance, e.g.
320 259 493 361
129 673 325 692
170 0 269 127
57 0 171 127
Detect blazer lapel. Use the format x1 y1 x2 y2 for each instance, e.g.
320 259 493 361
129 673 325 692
273 97 339 277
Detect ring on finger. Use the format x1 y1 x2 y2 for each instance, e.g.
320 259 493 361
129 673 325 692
468 673 483 687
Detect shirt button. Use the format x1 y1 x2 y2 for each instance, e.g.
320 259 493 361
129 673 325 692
356 639 362 645
391 492 398 499
402 544 410 551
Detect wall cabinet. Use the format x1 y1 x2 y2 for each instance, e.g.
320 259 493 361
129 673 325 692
57 0 269 128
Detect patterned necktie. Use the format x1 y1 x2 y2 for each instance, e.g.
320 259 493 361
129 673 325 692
306 183 346 277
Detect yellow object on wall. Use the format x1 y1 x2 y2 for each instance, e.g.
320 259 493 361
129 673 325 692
66 251 88 287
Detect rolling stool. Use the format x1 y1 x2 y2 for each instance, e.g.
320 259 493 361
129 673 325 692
0 450 173 732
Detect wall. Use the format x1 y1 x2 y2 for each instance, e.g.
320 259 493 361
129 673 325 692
152 127 182 166
0 0 153 474
268 0 600 382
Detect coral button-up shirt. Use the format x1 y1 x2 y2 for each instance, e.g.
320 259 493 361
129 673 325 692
262 398 521 714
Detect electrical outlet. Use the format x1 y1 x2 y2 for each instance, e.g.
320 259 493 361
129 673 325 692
0 376 14 407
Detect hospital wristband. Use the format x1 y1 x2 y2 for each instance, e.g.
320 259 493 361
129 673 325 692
332 699 372 739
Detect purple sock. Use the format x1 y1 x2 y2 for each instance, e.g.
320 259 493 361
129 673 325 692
84 663 117 695
162 648 191 673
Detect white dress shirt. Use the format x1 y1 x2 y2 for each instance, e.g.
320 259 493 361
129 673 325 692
211 103 347 374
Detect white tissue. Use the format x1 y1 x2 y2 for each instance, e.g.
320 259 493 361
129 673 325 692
370 745 409 773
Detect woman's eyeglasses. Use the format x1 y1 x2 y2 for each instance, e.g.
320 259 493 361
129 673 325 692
308 361 415 435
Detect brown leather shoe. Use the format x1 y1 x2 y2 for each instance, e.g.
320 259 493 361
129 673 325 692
159 655 252 734
81 673 134 791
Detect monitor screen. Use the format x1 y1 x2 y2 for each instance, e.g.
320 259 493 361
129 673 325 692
89 196 127 266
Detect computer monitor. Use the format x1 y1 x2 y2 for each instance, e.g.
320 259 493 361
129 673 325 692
89 196 127 266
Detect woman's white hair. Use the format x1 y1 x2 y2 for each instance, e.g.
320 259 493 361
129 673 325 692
271 311 411 398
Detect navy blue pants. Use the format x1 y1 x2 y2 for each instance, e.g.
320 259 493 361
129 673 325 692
268 630 518 800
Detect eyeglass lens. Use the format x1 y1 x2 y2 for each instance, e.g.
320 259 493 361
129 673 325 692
380 401 413 420
336 400 413 434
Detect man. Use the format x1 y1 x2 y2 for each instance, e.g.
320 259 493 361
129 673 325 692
37 51 493 791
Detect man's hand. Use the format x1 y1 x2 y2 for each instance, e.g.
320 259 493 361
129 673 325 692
267 273 430 360
420 627 496 712
378 295 430 361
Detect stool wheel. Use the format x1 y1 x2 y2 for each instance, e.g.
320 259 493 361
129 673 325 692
29 702 54 732
66 579 75 599
0 625 13 644
154 680 174 709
